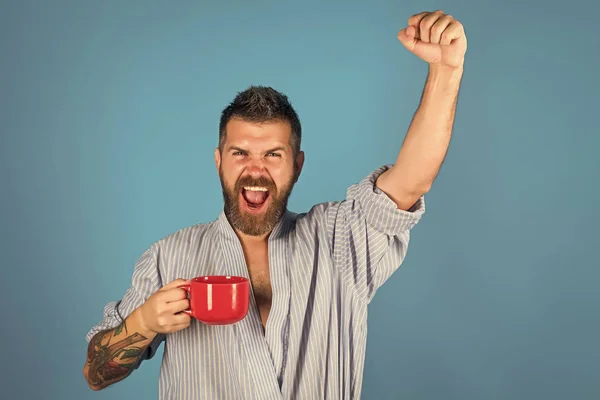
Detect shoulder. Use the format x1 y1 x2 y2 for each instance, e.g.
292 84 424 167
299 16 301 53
290 201 343 233
293 164 394 226
153 219 219 253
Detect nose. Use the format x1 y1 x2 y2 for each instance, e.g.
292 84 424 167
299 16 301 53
246 159 265 178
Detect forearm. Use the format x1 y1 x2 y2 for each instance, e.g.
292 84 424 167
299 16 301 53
83 306 156 391
377 65 463 209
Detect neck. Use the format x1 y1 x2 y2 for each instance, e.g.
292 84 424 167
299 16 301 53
235 229 270 247
235 229 271 253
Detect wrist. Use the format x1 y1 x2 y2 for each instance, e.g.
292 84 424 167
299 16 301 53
428 63 464 79
131 306 156 339
421 63 463 99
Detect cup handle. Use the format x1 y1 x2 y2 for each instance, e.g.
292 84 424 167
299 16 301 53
178 283 193 316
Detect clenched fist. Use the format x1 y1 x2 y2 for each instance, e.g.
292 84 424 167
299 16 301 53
397 10 467 69
138 279 192 334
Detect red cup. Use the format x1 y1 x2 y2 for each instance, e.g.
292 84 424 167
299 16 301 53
179 276 250 325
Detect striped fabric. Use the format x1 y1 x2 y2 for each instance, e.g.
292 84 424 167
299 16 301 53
86 164 425 399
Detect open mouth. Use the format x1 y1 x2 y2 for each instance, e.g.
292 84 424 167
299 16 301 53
240 186 270 213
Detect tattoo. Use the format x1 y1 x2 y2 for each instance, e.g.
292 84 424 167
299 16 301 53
114 320 128 336
85 320 147 389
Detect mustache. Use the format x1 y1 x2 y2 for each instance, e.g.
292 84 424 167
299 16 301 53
235 176 277 192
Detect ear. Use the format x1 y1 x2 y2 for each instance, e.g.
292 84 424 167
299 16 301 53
214 148 221 173
293 151 305 183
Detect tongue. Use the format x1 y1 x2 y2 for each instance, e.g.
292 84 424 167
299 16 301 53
243 190 267 205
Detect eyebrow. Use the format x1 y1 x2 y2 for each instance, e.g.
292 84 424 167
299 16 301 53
227 146 287 154
227 146 248 153
265 146 286 153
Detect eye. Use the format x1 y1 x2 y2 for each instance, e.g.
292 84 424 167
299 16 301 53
232 151 245 156
267 152 281 157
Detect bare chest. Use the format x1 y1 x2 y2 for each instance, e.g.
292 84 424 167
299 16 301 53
243 247 272 330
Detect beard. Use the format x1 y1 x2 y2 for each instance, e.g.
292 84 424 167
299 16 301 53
219 168 296 236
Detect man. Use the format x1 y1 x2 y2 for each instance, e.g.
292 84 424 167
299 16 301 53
83 10 466 399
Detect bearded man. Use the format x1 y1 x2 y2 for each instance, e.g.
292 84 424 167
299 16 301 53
84 10 467 399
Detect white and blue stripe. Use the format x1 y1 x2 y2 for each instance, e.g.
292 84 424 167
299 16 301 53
86 164 425 399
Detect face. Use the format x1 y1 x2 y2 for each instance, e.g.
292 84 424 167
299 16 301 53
215 118 304 237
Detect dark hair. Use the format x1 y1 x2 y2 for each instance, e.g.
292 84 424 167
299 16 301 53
219 86 302 154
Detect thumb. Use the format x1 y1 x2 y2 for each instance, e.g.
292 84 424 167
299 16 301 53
397 25 417 50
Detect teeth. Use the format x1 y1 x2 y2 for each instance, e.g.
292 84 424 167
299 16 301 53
243 186 268 192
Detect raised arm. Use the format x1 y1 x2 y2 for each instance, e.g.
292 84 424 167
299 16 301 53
376 10 467 210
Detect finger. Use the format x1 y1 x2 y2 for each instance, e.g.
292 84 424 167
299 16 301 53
172 312 192 325
408 11 430 28
169 322 192 333
419 10 444 43
162 286 190 302
403 25 416 39
430 15 454 45
169 298 190 313
397 25 418 50
160 278 190 291
440 22 464 45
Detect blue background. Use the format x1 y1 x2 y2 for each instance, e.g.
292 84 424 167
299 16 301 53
1 0 599 399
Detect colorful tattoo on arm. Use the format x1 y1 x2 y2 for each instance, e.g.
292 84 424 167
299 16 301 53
85 321 148 389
